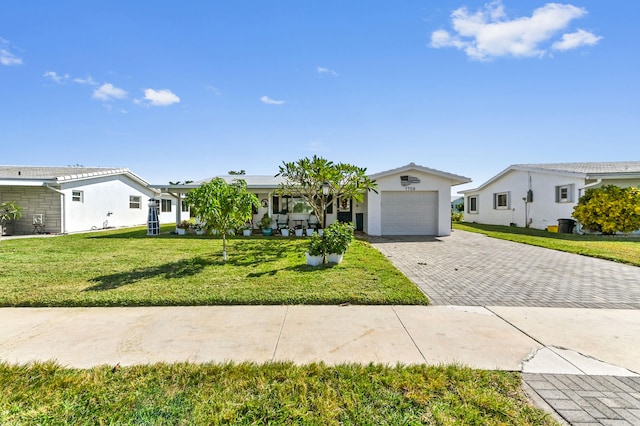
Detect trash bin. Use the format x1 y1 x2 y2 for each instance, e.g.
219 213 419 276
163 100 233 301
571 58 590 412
558 218 576 234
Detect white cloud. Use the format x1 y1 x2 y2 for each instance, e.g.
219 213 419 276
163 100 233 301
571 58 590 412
140 88 181 106
93 83 127 101
43 71 70 83
0 38 22 66
552 28 602 51
73 76 98 86
317 66 338 77
430 1 601 60
260 95 285 105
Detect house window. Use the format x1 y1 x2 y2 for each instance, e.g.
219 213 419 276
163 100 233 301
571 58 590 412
493 192 510 209
181 200 189 212
467 195 478 213
555 184 575 203
129 195 141 209
72 190 83 203
161 199 172 212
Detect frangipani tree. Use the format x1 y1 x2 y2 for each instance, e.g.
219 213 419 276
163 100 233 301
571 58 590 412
184 178 259 261
276 156 377 227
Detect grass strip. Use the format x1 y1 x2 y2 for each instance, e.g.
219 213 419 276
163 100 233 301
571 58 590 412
0 361 557 425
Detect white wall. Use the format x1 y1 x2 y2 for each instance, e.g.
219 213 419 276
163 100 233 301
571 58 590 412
158 197 190 224
61 175 156 233
367 169 454 236
463 170 585 229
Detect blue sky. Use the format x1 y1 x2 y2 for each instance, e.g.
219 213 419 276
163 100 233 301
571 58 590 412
2 1 638 193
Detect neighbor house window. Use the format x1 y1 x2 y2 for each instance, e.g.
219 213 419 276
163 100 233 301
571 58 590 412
72 190 83 203
555 184 575 203
181 200 189 212
161 199 172 212
467 195 478 213
493 192 510 209
129 195 141 209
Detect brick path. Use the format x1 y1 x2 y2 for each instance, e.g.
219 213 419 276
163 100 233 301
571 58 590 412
525 374 640 425
370 230 640 309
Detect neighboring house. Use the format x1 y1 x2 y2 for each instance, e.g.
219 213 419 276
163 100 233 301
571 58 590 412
451 196 464 212
0 166 178 235
154 163 471 237
459 162 640 231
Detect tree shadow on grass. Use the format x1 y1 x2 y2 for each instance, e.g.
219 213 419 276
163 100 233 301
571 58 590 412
84 256 217 291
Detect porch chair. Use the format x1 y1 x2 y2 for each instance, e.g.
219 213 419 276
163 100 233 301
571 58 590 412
33 214 45 234
277 214 289 231
308 214 319 229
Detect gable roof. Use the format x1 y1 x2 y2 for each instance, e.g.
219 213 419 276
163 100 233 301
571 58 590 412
460 161 640 194
0 165 151 188
368 163 471 186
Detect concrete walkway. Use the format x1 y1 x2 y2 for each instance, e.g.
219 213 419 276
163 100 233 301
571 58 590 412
1 305 638 374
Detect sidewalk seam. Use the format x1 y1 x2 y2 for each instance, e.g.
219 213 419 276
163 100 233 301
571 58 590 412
391 306 428 364
271 306 289 362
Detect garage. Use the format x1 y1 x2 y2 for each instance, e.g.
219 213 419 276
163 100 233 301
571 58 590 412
381 191 438 235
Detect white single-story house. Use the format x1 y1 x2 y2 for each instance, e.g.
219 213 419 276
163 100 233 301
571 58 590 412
154 163 471 237
459 162 640 231
0 166 187 235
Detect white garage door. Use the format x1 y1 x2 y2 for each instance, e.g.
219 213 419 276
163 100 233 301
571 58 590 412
381 191 438 235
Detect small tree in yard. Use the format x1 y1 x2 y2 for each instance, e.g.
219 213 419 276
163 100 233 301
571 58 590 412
184 178 259 261
572 185 640 235
276 156 377 227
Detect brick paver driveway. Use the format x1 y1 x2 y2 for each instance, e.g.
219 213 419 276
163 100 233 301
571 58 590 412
370 230 640 308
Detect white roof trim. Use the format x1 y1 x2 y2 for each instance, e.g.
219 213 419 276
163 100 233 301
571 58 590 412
368 162 471 185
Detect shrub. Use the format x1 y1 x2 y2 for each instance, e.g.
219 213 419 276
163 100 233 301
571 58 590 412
452 211 464 222
572 185 640 235
323 221 354 254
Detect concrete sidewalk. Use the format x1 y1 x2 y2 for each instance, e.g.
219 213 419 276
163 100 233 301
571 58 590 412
1 305 638 376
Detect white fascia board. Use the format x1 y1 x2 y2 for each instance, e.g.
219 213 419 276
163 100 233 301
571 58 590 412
0 179 54 187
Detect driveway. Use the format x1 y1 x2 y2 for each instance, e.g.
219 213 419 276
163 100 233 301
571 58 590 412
369 230 640 309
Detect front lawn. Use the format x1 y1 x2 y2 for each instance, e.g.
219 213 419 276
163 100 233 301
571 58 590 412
0 362 556 425
0 226 428 306
455 222 640 266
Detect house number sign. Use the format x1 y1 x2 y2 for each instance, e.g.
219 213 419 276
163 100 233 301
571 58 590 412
405 186 416 191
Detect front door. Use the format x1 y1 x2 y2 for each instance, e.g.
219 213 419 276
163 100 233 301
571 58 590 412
336 197 352 223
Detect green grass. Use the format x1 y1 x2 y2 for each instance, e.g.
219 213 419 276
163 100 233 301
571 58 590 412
455 222 640 267
0 362 557 425
0 225 428 306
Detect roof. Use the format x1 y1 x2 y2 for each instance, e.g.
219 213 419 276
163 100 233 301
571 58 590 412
196 175 286 188
369 163 471 186
460 161 640 194
512 162 640 175
0 165 151 188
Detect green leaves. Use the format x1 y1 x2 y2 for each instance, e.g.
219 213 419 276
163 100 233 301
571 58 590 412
573 185 640 234
184 178 259 259
276 156 377 226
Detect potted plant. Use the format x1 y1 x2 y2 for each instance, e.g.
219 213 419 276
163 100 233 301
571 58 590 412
294 226 304 237
176 220 191 235
0 201 22 236
305 233 326 266
242 221 252 236
305 226 315 236
324 221 354 264
260 213 273 236
280 226 292 237
193 223 206 235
